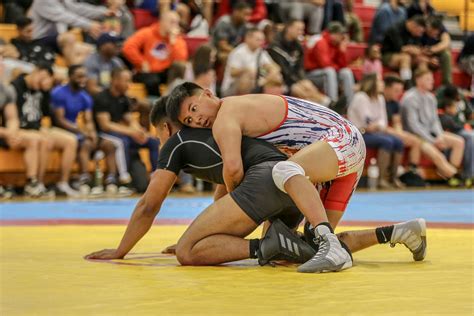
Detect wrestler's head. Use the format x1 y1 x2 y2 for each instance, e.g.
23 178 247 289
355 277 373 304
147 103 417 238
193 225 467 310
166 82 221 129
150 95 183 145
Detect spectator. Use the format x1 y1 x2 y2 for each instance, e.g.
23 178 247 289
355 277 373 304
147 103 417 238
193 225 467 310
437 85 474 128
84 33 125 95
51 65 124 194
348 74 405 188
212 2 252 63
280 0 326 35
123 10 188 96
370 0 407 44
401 69 464 186
94 68 159 192
102 0 135 39
422 16 452 85
363 44 383 79
407 0 435 19
305 22 354 103
172 0 211 36
30 0 108 65
381 15 426 86
3 0 33 23
268 19 331 106
0 83 49 197
10 64 80 196
215 0 267 25
192 44 217 94
11 17 56 67
457 34 474 78
166 62 188 93
221 28 283 96
344 0 363 43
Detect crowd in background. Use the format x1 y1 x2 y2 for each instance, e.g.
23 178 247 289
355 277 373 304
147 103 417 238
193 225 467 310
0 0 473 199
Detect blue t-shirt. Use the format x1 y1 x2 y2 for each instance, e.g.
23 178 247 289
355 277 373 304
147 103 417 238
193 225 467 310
51 85 93 123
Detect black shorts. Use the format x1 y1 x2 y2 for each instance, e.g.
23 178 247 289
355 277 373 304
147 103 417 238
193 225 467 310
230 161 303 228
0 138 9 149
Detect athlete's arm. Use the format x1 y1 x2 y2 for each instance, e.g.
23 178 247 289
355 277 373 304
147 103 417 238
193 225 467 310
84 170 177 260
212 114 244 192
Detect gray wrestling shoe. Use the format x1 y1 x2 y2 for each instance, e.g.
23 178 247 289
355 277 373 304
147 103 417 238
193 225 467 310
297 225 352 273
390 218 427 261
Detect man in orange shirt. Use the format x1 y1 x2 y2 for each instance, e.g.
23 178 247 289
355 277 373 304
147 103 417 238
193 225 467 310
123 11 188 96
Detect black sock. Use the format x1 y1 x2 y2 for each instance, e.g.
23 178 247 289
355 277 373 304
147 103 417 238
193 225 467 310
375 225 394 244
249 239 260 259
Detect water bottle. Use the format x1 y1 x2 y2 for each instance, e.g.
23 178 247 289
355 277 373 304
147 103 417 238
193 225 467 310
367 158 379 191
92 163 104 195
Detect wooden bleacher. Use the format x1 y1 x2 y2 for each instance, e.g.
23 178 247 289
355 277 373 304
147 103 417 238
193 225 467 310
0 23 18 42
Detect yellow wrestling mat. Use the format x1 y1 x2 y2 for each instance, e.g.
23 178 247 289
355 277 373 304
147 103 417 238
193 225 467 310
1 225 473 315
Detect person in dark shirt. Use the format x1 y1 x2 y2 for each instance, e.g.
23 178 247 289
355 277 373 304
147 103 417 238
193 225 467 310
94 68 159 192
10 17 56 67
267 19 331 106
406 0 435 19
381 15 426 85
85 96 427 271
11 64 79 196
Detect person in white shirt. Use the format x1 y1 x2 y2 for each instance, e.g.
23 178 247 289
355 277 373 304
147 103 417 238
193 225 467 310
221 28 283 96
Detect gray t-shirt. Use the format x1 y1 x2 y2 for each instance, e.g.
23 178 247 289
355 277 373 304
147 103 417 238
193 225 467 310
84 52 125 89
212 15 247 48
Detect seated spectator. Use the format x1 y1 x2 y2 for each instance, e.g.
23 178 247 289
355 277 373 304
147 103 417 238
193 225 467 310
370 0 407 44
170 0 211 36
422 16 452 85
166 62 188 93
30 0 109 65
84 33 125 95
381 15 426 86
11 17 56 67
123 11 188 96
268 19 331 106
401 69 464 186
457 34 474 79
212 2 252 63
407 0 435 19
363 44 383 79
280 0 326 35
215 0 267 25
3 0 32 23
102 0 135 39
348 74 405 188
0 83 49 197
192 44 217 94
306 22 354 103
344 0 363 43
94 68 159 192
221 28 283 96
51 65 126 194
437 85 474 128
10 64 80 196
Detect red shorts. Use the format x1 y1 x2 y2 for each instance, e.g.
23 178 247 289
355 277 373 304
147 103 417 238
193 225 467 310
319 172 360 212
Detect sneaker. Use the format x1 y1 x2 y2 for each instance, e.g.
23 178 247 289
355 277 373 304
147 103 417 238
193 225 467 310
390 218 427 261
447 176 462 188
297 225 352 273
24 181 42 197
105 183 118 195
1 185 15 199
37 183 55 198
464 178 472 188
56 181 80 197
90 186 104 195
79 184 91 195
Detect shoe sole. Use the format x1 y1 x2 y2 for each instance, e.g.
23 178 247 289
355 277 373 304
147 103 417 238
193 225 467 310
413 218 427 261
297 259 353 273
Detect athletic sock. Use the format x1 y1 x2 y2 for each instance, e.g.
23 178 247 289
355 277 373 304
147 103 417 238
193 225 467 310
400 68 412 81
249 239 260 259
375 225 395 244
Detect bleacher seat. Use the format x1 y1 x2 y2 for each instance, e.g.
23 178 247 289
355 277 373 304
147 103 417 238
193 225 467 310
131 9 156 29
432 0 471 15
0 24 18 42
184 36 210 57
127 83 148 100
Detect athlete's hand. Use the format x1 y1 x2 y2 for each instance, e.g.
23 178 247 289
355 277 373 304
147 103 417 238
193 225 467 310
161 244 177 254
84 249 124 260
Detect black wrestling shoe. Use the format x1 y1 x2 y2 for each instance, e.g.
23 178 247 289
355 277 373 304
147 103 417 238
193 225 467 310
257 219 316 266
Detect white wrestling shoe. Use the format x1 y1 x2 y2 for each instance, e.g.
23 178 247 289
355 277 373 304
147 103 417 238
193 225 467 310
297 225 352 273
390 218 427 261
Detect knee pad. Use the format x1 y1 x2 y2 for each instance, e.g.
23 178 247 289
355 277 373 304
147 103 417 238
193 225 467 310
272 161 305 193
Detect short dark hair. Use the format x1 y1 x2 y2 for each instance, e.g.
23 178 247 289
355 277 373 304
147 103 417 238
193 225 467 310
426 16 444 30
193 44 214 77
232 1 252 12
36 62 54 76
150 96 169 126
410 15 426 27
166 82 203 122
15 16 32 29
111 68 129 80
285 18 303 29
384 75 404 87
68 64 84 77
442 84 460 100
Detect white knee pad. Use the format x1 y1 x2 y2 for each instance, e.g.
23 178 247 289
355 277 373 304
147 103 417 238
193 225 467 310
272 161 305 193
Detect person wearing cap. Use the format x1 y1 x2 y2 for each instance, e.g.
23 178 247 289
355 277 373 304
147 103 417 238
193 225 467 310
305 21 354 103
84 33 125 95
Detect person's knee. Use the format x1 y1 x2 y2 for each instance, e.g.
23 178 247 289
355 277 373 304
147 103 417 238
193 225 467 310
338 68 353 81
393 136 404 152
102 140 116 154
272 161 306 193
175 243 197 266
323 67 337 81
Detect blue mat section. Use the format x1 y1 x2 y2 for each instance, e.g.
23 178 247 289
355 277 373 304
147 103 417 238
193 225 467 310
1 190 473 223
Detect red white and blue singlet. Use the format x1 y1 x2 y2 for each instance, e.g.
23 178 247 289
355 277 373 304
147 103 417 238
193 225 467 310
258 96 366 178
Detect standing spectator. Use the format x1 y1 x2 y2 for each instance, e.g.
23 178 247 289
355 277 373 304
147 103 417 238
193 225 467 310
0 83 49 197
84 33 125 95
11 64 80 196
370 0 407 44
279 0 326 35
212 2 252 63
94 68 159 192
348 74 405 188
123 11 188 96
422 16 452 85
11 17 56 67
305 21 354 103
268 19 331 106
363 44 383 79
51 65 122 194
381 15 426 86
221 28 283 96
401 69 464 186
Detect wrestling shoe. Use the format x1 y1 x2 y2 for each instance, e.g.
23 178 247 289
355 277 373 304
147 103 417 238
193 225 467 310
297 225 352 273
258 219 316 266
390 218 427 261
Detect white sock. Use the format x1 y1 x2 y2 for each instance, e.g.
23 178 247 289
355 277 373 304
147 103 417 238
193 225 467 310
400 68 412 81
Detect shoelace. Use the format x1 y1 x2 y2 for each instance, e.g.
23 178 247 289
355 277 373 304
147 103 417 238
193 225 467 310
309 236 328 261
